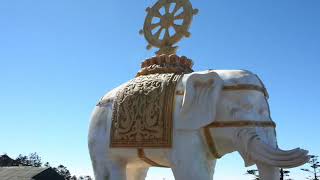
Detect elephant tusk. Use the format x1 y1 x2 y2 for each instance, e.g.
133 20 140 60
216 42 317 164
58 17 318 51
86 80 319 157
249 137 310 168
257 143 307 161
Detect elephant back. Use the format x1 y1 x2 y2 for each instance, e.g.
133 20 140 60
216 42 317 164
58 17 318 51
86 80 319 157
95 55 194 148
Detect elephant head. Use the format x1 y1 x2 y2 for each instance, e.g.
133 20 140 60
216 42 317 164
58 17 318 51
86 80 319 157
175 70 309 179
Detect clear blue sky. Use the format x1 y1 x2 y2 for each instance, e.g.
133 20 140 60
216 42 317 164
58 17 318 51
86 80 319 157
0 0 319 179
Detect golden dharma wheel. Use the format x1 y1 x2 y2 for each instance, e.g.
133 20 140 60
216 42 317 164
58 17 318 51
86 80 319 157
140 0 198 55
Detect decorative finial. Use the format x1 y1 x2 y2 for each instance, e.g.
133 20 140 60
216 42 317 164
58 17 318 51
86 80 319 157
139 0 198 56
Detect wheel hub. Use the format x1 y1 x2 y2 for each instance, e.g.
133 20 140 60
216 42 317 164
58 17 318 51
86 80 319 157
160 13 174 29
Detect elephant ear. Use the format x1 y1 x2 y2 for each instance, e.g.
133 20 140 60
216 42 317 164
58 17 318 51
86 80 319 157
176 71 223 130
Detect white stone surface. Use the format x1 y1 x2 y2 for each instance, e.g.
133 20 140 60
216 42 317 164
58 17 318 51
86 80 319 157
88 70 309 180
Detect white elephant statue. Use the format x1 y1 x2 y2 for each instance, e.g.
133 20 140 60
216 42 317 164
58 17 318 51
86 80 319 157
88 64 309 180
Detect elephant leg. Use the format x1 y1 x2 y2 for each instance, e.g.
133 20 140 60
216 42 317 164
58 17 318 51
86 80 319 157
257 162 280 180
170 131 215 180
91 158 109 180
89 136 110 180
91 157 126 180
171 156 215 180
89 107 114 180
126 167 149 180
106 160 127 180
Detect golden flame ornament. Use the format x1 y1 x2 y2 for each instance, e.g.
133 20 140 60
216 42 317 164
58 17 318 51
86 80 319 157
140 0 198 55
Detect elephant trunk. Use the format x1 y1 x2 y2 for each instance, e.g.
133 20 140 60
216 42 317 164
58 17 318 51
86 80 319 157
234 128 310 168
248 136 310 168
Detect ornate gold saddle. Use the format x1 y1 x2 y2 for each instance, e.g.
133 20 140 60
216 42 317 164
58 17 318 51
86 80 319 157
110 73 181 148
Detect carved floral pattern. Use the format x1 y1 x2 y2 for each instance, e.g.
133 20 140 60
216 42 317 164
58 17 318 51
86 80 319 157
110 73 181 148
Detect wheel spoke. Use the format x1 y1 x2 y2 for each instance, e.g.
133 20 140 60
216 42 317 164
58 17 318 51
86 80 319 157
150 23 160 30
164 28 170 39
151 8 162 18
175 12 185 19
165 3 170 14
173 24 183 33
172 2 183 15
154 27 164 39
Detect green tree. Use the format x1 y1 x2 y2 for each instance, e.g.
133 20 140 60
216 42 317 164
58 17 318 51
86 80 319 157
15 154 28 165
54 164 72 180
44 162 50 167
246 168 293 180
15 152 42 167
246 169 260 180
28 152 42 167
78 176 93 180
301 155 320 180
280 168 293 180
